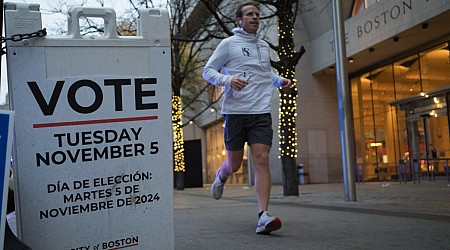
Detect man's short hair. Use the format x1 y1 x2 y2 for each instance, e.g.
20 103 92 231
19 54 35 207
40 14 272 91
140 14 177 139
235 1 260 19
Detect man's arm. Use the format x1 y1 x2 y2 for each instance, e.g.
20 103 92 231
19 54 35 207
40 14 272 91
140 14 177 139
271 72 292 88
202 40 233 87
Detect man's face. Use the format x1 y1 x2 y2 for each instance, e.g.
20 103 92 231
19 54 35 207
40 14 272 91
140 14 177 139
238 5 260 34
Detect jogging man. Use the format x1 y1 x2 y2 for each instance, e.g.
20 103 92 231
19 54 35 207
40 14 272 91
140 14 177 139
202 1 292 234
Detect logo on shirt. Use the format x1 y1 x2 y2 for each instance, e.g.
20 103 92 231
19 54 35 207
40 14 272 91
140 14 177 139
241 47 252 57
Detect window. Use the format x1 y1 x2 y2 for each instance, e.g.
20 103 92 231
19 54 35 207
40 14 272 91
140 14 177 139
351 42 450 181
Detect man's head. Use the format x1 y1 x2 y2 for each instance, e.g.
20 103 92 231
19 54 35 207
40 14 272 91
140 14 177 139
235 1 260 34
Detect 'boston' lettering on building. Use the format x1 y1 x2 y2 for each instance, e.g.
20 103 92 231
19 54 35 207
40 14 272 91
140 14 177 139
356 0 412 38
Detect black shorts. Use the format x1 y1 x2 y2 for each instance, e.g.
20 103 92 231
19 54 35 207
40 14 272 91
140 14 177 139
223 113 273 151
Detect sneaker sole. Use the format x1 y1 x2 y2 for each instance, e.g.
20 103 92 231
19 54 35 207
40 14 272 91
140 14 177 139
256 217 281 235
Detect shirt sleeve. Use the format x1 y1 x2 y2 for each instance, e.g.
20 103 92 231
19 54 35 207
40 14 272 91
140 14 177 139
271 71 285 88
202 40 233 87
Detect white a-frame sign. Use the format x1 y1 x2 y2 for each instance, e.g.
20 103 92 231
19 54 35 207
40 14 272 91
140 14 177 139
5 3 173 249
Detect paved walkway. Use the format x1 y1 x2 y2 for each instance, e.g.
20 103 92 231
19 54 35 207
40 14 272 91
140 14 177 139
174 178 450 250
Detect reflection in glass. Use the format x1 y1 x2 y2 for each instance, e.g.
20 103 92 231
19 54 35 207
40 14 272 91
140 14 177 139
351 42 450 181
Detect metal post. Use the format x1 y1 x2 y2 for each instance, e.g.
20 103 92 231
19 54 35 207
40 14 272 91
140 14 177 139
445 159 450 182
422 116 431 181
332 0 356 201
247 146 253 187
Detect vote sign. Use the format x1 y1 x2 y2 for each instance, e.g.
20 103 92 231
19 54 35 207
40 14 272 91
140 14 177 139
5 4 173 250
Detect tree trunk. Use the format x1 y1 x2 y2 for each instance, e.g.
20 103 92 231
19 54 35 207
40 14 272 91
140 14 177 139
281 155 299 196
172 95 185 190
176 171 185 190
277 0 300 196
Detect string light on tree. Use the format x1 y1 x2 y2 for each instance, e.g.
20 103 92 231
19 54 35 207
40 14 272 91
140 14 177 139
276 13 298 159
172 96 185 172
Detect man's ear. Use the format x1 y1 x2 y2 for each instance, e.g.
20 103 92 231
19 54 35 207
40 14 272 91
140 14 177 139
236 18 242 27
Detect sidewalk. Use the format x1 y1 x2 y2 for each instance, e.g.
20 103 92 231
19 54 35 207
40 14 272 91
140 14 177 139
174 179 450 250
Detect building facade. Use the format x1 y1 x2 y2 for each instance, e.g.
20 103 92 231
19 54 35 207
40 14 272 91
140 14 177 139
183 0 450 185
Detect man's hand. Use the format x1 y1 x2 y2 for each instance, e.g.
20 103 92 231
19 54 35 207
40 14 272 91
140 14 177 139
230 76 248 91
280 79 292 88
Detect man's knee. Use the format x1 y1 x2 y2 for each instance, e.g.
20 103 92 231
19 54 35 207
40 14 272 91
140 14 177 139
222 159 242 174
252 151 269 165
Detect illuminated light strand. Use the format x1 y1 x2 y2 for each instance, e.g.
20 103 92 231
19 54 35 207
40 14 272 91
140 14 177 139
276 19 298 159
172 96 185 172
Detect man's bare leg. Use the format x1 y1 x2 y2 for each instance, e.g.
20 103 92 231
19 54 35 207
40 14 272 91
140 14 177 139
219 149 244 180
251 143 281 234
211 149 244 199
250 143 271 212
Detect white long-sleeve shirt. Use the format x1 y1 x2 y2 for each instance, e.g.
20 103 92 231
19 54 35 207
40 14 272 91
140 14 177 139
203 28 285 115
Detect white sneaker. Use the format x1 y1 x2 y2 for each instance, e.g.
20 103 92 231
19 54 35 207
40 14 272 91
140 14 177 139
256 211 281 234
211 169 226 200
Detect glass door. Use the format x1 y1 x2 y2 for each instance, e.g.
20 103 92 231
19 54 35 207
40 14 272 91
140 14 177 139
407 105 449 177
